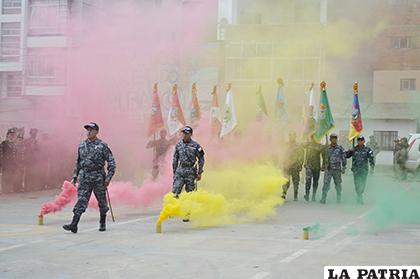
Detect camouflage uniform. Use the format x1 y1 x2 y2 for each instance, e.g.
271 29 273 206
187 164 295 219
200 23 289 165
172 139 205 195
72 139 116 216
395 139 408 180
321 144 347 203
0 139 20 193
282 141 304 201
367 137 380 158
304 141 325 201
346 145 375 204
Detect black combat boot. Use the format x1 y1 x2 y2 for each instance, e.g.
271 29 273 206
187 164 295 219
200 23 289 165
63 214 80 233
304 191 309 202
311 192 316 202
320 193 327 204
293 190 298 201
99 214 106 232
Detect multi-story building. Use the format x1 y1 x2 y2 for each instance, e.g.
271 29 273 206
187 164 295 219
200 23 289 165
219 0 420 156
0 0 79 136
0 0 221 136
218 0 328 125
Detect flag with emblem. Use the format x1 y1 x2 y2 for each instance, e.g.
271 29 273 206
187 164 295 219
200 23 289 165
190 83 201 124
303 83 317 137
167 84 186 136
220 84 238 138
314 81 334 142
147 83 164 137
348 82 363 141
257 85 268 116
210 85 222 136
275 78 288 126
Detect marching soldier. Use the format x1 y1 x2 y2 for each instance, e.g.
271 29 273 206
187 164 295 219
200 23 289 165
172 126 205 221
0 128 19 194
320 134 347 204
146 129 176 179
346 135 375 204
395 137 409 180
303 135 326 202
281 131 304 201
63 123 116 233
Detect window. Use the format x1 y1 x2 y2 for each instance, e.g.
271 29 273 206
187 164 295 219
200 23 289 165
0 22 20 62
400 78 416 91
2 0 21 14
374 131 398 151
391 37 414 49
26 48 66 85
5 72 22 97
388 0 409 5
29 0 68 35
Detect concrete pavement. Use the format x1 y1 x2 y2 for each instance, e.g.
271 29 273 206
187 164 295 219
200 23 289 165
0 173 419 279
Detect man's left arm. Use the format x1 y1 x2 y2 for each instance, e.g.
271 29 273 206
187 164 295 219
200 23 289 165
341 147 347 169
105 145 116 186
196 145 205 180
368 148 375 173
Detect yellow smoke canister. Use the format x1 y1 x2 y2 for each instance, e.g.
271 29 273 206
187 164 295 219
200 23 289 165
156 222 162 233
303 227 309 240
38 214 44 225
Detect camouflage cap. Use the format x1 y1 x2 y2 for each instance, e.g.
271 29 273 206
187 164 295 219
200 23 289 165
181 126 193 134
84 122 99 131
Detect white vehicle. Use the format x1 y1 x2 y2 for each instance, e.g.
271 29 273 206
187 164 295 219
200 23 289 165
406 133 420 173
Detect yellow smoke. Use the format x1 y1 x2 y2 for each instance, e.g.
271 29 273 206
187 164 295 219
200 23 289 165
156 163 288 228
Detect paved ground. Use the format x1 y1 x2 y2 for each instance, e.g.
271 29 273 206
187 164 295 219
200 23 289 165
0 171 419 279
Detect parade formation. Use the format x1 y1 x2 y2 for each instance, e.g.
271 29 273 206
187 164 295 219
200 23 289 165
0 1 419 278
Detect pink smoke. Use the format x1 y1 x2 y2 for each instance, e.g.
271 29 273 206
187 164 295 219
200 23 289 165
40 181 77 215
40 163 173 215
40 117 280 216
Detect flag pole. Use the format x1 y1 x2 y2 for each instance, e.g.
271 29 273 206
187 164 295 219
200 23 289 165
351 82 359 148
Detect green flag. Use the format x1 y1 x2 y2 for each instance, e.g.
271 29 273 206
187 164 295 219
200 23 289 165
257 86 268 116
314 84 334 142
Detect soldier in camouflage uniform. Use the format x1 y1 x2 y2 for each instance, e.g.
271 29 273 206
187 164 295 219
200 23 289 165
281 131 304 201
367 135 380 158
63 123 116 233
172 126 205 221
346 135 375 205
395 137 409 181
172 126 204 194
320 134 347 204
303 135 326 202
0 128 19 194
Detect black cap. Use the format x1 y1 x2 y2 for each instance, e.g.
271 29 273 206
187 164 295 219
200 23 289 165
330 133 338 139
84 122 99 131
181 126 193 134
357 135 365 141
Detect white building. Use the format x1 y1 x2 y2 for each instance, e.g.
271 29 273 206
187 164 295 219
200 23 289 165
0 0 85 136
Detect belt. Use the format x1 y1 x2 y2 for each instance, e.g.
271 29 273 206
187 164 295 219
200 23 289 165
180 163 195 168
82 167 104 172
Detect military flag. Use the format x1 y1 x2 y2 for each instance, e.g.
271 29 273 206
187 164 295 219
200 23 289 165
348 82 363 141
147 83 165 137
275 78 288 126
190 83 201 124
167 84 186 136
314 81 334 142
257 85 268 116
220 84 238 138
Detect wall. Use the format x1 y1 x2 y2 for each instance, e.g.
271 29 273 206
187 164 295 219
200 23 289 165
373 70 420 103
